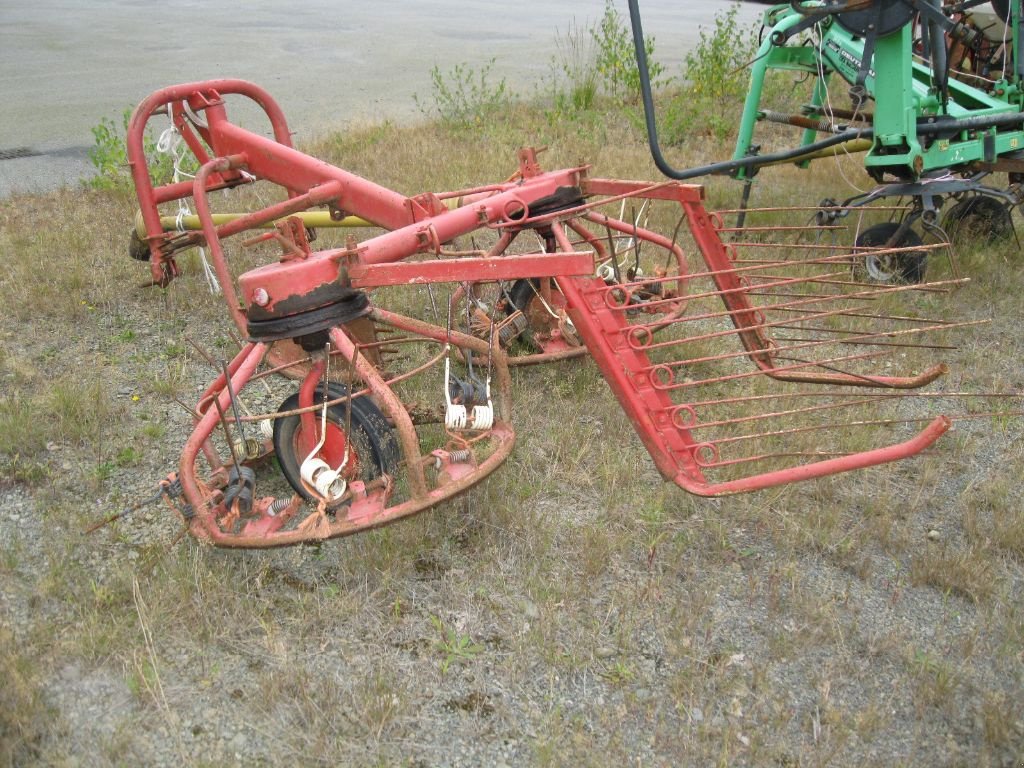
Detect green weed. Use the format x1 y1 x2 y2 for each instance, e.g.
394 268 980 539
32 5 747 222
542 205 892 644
592 0 664 104
662 4 760 142
88 107 193 191
415 60 510 128
546 18 599 116
429 615 484 674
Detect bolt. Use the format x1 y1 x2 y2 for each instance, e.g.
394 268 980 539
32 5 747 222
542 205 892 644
252 288 270 307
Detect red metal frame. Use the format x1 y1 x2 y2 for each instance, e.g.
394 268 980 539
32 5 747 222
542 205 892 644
125 80 965 547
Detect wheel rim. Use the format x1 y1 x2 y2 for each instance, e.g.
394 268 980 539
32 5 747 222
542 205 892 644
855 222 926 284
864 254 902 283
272 383 398 505
943 197 1012 244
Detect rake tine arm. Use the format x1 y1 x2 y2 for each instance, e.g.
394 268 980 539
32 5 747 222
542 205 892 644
677 416 951 496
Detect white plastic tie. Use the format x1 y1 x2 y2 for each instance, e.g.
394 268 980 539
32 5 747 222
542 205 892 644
156 118 221 295
443 353 469 429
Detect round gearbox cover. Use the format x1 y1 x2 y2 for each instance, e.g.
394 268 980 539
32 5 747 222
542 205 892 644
833 0 915 38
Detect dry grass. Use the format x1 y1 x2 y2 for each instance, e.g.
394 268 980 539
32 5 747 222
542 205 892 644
1 94 1023 767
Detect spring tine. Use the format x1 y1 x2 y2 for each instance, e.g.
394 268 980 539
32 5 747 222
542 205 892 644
213 393 243 470
221 361 248 445
687 396 880 430
706 414 946 448
650 320 985 370
683 390 1023 410
653 348 897 391
185 335 219 370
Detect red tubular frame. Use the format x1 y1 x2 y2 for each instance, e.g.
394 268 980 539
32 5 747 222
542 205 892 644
126 81 961 546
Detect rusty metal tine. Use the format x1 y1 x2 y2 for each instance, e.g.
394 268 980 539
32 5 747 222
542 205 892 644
702 451 858 469
684 390 1023 409
688 396 880 430
729 242 866 251
599 257 961 317
212 392 243 469
715 224 846 233
713 205 913 214
628 297 980 358
772 353 923 386
655 348 898 391
772 335 958 351
615 276 967 330
706 414 951 447
646 320 981 372
600 269 858 316
185 335 220 370
172 396 204 421
695 411 1024 469
779 306 960 324
221 361 248 445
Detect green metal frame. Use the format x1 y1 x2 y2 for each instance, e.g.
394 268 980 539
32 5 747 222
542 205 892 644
732 2 1024 182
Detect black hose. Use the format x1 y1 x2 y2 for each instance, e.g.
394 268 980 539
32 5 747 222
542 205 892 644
626 0 873 180
917 111 1024 134
626 0 1024 181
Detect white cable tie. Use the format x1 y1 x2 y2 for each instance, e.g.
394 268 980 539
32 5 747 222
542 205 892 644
199 245 222 295
259 419 274 440
443 354 470 429
182 100 209 130
470 405 493 431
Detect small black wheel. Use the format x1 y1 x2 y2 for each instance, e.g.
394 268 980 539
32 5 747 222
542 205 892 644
272 382 399 506
508 278 541 314
503 277 579 349
941 196 1013 245
129 229 151 261
854 222 927 284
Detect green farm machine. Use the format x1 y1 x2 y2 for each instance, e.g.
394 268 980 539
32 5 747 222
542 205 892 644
630 0 1024 281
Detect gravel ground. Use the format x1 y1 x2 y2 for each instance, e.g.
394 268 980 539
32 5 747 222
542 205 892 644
1 114 1023 765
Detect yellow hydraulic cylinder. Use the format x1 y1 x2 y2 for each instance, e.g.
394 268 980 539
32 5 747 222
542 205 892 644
134 209 372 239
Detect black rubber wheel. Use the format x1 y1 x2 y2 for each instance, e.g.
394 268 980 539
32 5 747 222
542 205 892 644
942 196 1013 245
508 278 541 313
129 229 151 261
272 382 399 506
854 222 928 284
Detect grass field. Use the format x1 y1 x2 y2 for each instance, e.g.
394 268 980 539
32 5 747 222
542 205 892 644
2 56 1024 768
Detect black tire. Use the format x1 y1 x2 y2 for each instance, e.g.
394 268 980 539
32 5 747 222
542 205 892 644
508 278 540 313
992 0 1011 24
942 196 1013 245
272 382 399 506
854 222 928 284
129 229 151 261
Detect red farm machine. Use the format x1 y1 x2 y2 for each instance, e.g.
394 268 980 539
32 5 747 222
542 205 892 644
122 78 1012 548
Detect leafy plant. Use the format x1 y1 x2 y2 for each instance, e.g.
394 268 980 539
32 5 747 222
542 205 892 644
429 615 484 674
546 18 600 116
592 0 664 104
415 60 510 128
662 4 761 143
88 107 186 191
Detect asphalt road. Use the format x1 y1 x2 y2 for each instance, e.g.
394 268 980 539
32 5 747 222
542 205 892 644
0 1 766 196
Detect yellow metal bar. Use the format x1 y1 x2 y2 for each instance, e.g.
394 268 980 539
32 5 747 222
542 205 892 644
759 139 873 169
134 209 373 238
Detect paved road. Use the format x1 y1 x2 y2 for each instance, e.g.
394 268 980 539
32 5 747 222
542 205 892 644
0 1 766 196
